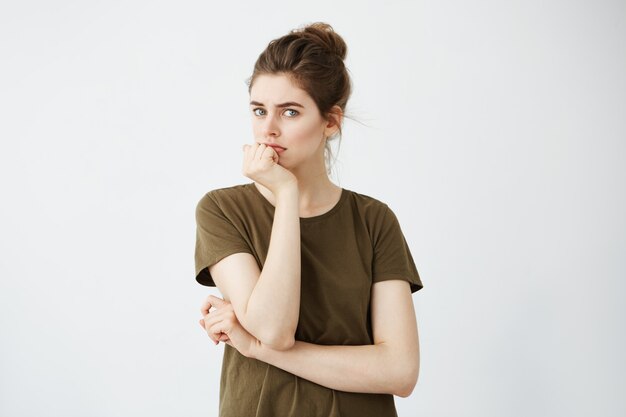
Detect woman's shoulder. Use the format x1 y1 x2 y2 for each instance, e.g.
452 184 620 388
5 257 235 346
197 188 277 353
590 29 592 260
201 182 253 199
196 182 254 212
346 188 390 211
343 188 397 226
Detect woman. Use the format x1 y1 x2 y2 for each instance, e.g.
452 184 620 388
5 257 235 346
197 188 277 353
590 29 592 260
195 22 423 417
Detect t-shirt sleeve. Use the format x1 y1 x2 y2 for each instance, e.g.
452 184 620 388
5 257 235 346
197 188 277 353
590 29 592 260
372 205 423 293
194 192 254 287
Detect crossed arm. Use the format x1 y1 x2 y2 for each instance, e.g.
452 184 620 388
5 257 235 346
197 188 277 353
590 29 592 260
253 278 419 397
204 279 420 398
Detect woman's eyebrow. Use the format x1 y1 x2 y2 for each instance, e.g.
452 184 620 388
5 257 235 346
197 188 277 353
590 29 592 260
249 100 305 108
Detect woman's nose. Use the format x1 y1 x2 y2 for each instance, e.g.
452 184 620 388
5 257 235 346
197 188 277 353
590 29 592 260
261 114 280 136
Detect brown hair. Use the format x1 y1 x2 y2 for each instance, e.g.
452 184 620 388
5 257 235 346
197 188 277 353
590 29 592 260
245 22 354 176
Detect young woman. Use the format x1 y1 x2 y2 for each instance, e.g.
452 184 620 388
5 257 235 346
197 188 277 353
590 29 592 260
195 22 423 417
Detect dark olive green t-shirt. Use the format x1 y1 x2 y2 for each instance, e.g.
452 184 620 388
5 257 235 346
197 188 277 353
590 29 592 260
194 182 423 417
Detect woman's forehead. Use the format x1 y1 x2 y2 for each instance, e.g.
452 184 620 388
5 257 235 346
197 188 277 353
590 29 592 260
250 74 311 104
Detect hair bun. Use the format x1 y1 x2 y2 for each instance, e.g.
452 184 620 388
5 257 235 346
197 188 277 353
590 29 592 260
291 22 347 61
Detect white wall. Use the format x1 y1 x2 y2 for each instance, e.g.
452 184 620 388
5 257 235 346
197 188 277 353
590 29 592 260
1 1 624 416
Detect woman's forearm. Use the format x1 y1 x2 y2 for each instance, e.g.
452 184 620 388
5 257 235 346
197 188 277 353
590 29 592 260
250 339 416 397
244 184 301 350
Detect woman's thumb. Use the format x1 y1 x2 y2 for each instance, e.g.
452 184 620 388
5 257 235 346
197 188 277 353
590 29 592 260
209 295 226 307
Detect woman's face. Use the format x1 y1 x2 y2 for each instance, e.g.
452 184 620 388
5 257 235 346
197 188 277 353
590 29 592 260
249 73 332 170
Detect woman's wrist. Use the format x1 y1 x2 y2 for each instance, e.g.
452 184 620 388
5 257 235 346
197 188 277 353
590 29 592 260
273 181 298 200
248 338 264 360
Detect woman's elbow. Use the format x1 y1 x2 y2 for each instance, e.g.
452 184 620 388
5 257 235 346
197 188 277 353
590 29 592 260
247 319 295 351
261 332 295 351
395 376 417 398
395 363 419 398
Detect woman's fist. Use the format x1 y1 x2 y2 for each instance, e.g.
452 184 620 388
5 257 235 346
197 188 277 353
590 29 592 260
242 142 297 194
199 295 257 358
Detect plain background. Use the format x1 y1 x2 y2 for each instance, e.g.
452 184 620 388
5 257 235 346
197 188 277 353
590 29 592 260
1 1 624 416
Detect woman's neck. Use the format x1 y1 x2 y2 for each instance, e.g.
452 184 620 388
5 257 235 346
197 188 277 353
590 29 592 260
253 175 341 215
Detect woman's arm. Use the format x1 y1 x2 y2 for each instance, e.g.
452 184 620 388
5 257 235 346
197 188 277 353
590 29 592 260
243 183 301 348
207 183 301 350
250 280 420 397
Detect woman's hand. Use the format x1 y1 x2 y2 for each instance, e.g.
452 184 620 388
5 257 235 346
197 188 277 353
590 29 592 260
242 141 297 195
199 295 258 358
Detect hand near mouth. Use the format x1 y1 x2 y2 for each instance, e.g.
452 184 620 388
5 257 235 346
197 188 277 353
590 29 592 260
265 143 287 151
242 142 297 193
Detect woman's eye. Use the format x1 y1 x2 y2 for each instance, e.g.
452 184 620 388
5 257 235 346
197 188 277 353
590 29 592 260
252 108 299 117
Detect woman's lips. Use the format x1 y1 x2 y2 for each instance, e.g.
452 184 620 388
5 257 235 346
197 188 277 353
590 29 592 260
266 144 286 152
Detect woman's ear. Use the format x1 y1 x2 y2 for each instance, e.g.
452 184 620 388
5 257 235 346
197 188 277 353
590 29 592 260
324 105 343 137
